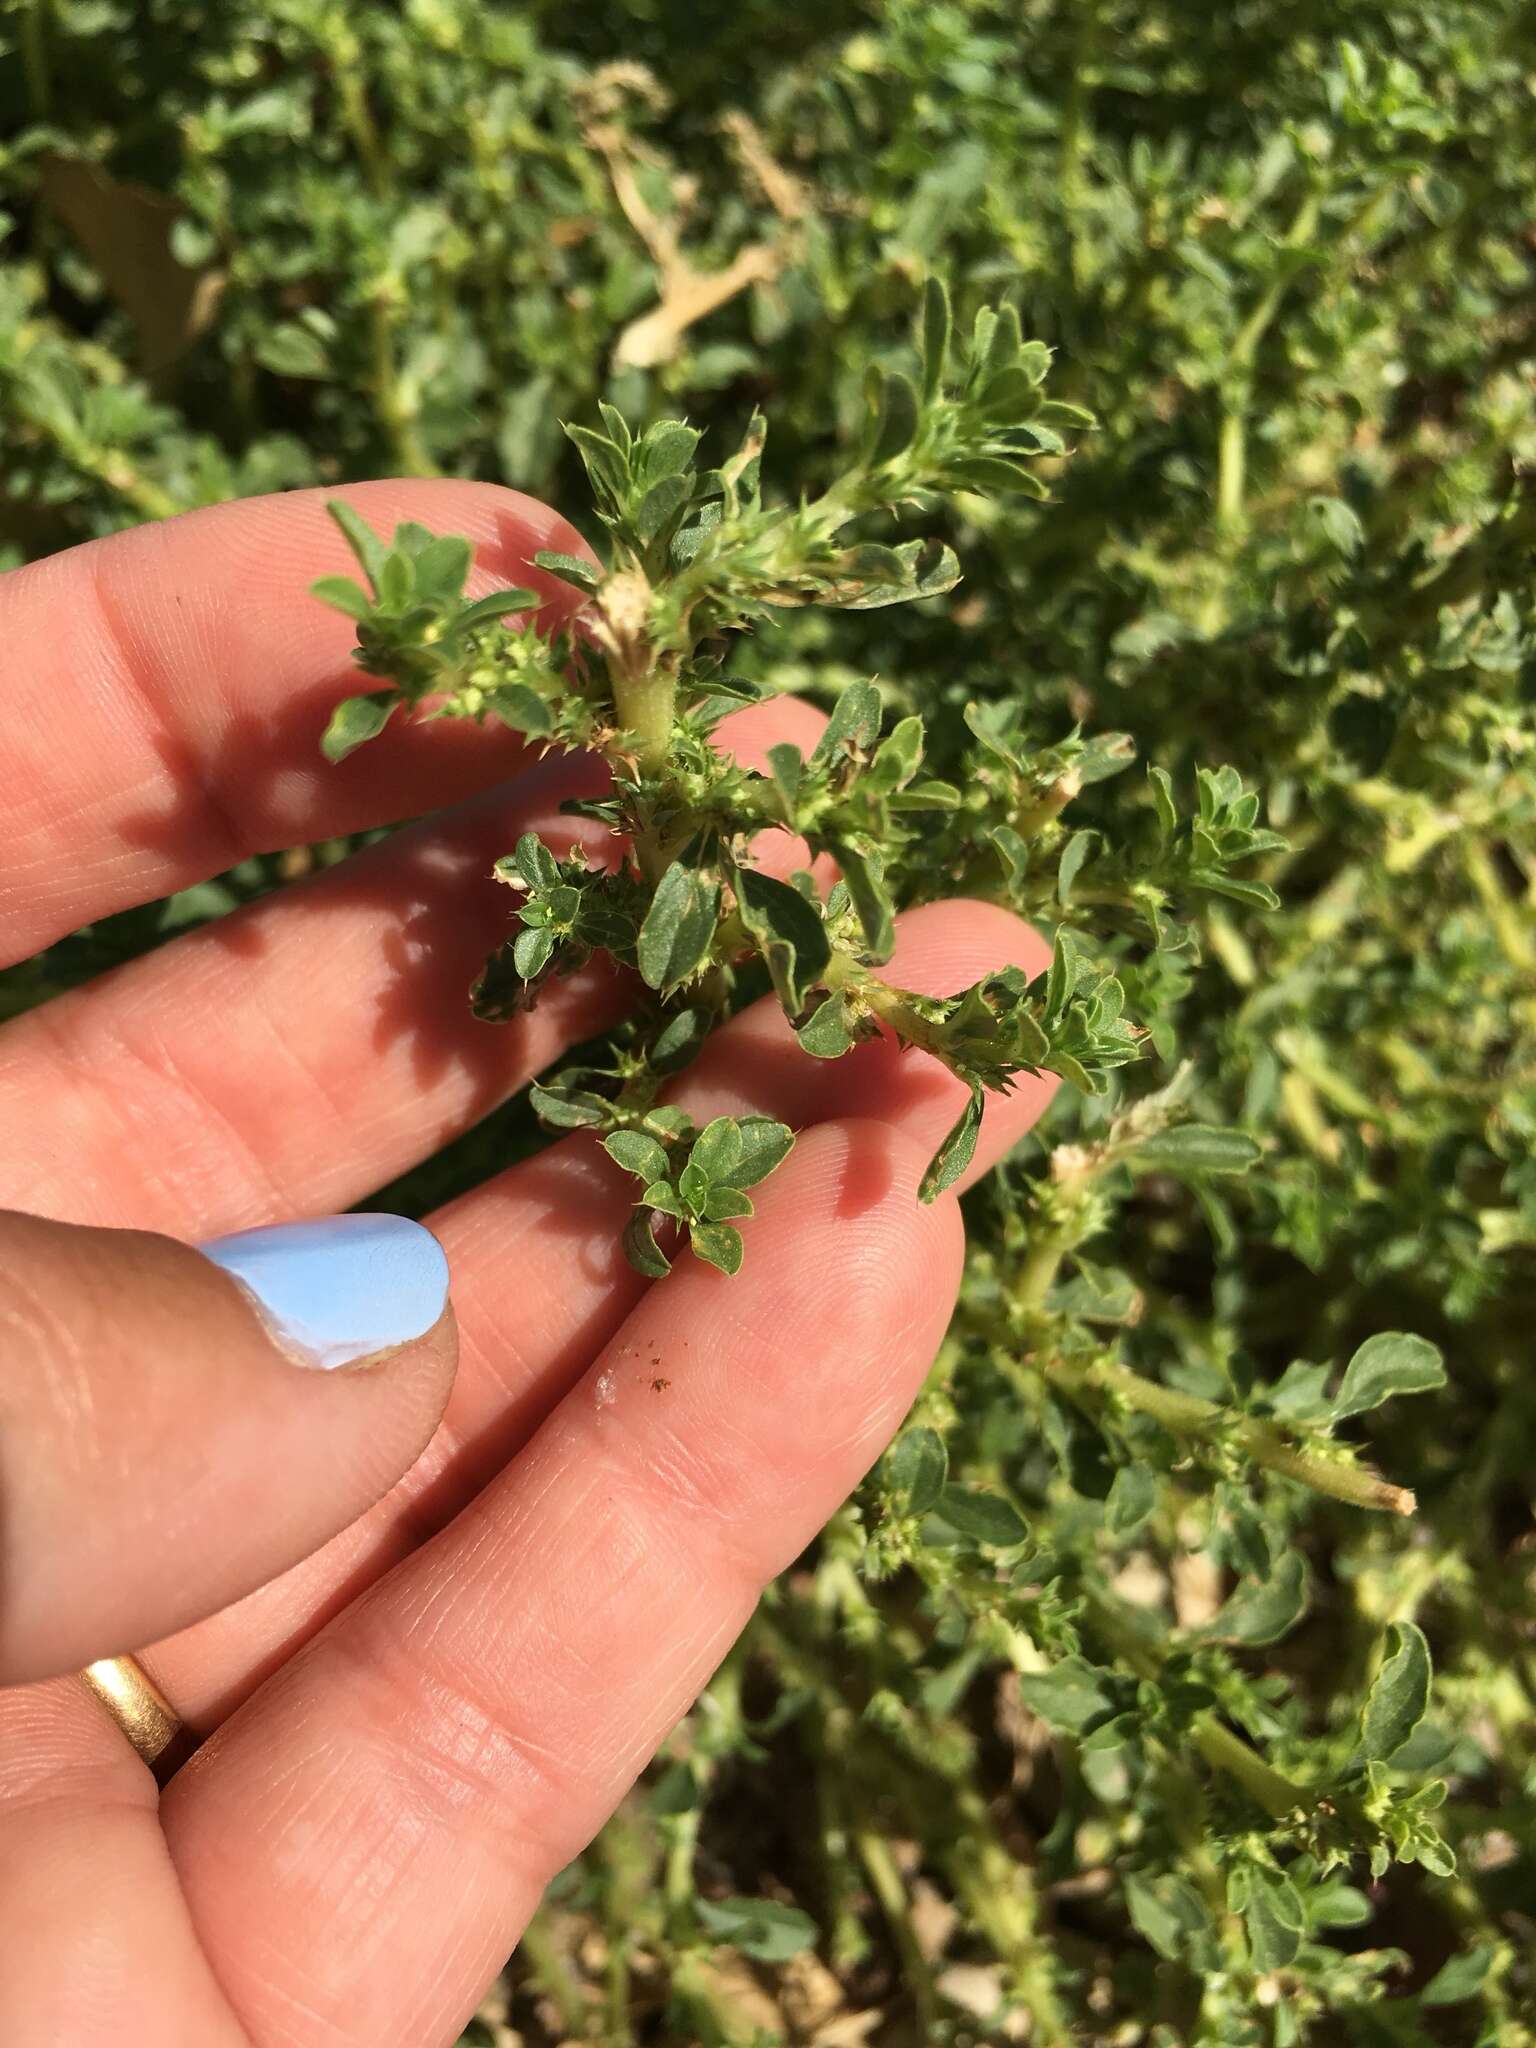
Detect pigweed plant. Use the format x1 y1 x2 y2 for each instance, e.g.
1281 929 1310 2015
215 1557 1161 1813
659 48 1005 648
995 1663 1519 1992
316 290 1161 1273
6 2 1536 2039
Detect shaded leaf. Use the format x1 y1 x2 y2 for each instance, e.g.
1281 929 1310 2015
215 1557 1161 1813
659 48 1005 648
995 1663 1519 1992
1332 1333 1446 1420
1359 1622 1433 1764
320 690 394 762
886 1426 948 1515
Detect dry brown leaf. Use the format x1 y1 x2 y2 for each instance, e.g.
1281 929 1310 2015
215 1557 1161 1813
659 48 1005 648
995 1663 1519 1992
39 156 222 375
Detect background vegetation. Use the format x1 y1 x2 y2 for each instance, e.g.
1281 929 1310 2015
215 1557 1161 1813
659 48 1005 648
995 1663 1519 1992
2 2 1534 2041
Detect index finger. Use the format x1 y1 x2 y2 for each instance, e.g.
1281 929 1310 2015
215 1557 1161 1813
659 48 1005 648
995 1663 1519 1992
0 481 592 964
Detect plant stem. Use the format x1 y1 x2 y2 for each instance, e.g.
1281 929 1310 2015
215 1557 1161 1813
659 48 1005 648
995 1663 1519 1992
823 949 951 1057
517 1907 592 2038
366 292 437 477
1190 1717 1307 1822
1215 403 1247 538
1083 1594 1306 1821
1050 1352 1416 1515
852 1826 940 2038
20 0 50 116
1215 183 1324 543
611 666 677 780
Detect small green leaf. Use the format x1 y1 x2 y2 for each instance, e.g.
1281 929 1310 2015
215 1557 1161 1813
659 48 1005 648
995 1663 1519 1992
696 1895 816 1964
410 532 473 601
1126 1874 1214 1966
812 680 882 767
638 860 721 991
647 1008 710 1074
937 1483 1027 1548
325 501 388 592
766 741 803 818
689 1115 744 1185
1057 828 1097 904
529 1081 614 1129
564 423 629 502
1148 764 1178 840
377 549 413 610
623 1208 673 1278
257 321 329 378
729 1117 795 1187
835 840 896 961
1201 1551 1309 1646
1241 1870 1305 1972
797 993 855 1059
1130 1124 1261 1176
869 714 925 792
841 538 962 607
1311 494 1365 555
1420 1945 1498 2007
311 574 373 621
885 1426 948 1514
513 925 555 979
604 1129 672 1183
1332 1333 1446 1420
870 368 920 465
640 420 702 483
920 275 951 400
510 833 561 891
457 586 538 630
1359 1621 1433 1764
320 690 395 762
1015 1655 1117 1733
736 867 831 1011
1265 1358 1334 1423
690 1220 744 1275
532 549 601 593
1105 1463 1158 1537
634 471 691 544
488 684 553 737
920 1084 985 1202
704 1185 753 1221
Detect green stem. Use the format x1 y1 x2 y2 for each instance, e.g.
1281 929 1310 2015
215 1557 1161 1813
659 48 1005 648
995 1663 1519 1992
611 666 677 782
1214 184 1325 544
365 290 436 478
517 1908 592 2037
1013 1219 1081 1314
20 0 50 115
1215 402 1247 540
1084 1595 1306 1822
328 25 391 202
824 949 951 1058
1191 1718 1306 1822
1051 1352 1415 1516
1058 1 1098 290
852 1827 939 2037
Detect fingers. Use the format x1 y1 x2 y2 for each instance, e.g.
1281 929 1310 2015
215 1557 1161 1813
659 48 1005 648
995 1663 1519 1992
0 695 829 1235
160 1120 964 2047
0 1208 456 1684
134 898 1051 1725
0 480 593 962
0 759 627 1235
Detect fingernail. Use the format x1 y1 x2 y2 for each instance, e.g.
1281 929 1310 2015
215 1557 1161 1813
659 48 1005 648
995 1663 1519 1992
197 1214 450 1370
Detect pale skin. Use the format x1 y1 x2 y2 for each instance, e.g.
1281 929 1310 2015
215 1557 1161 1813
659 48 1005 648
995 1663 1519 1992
0 481 1053 2046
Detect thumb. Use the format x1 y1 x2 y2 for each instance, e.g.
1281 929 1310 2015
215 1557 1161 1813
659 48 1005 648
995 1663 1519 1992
0 1208 456 1684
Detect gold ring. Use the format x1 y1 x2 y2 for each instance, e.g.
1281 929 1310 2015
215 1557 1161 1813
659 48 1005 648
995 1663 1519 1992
78 1655 196 1783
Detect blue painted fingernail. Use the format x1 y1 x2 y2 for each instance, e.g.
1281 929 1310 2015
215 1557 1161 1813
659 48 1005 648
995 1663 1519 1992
197 1214 450 1371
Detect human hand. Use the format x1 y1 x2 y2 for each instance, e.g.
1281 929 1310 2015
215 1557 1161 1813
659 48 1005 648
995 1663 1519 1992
0 483 1053 2045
